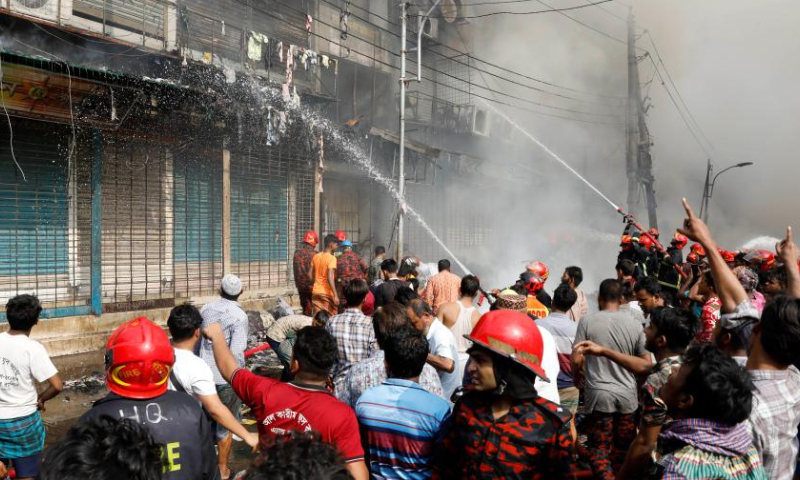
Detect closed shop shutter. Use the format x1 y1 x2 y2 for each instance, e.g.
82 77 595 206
0 119 91 312
173 144 223 296
100 134 174 309
231 143 313 290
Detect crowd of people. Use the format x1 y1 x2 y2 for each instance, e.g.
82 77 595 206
1 199 800 480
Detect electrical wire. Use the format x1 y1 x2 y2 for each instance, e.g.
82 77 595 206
3 38 78 178
0 56 26 181
581 0 628 23
321 0 625 100
256 2 624 125
423 0 617 18
457 0 567 4
645 30 714 153
8 0 621 125
647 55 712 158
411 90 622 125
531 0 631 47
322 0 619 106
248 0 621 118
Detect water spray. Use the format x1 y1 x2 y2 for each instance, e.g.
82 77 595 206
258 86 474 276
480 99 665 253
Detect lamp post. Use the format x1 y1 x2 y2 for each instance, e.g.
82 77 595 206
700 161 754 223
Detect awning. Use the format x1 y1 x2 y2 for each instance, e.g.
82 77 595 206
369 126 441 158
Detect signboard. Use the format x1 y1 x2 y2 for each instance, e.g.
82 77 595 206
0 61 102 123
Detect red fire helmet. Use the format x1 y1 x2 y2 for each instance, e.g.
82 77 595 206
744 250 777 272
303 230 319 247
691 244 706 256
672 233 689 250
105 317 174 400
521 272 545 295
334 230 347 242
525 261 549 282
639 234 655 250
719 249 735 264
467 310 549 381
687 252 702 265
620 235 633 246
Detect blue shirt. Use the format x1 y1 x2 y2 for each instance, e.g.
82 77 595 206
355 379 451 480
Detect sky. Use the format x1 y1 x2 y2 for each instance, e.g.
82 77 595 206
438 0 800 290
633 0 800 245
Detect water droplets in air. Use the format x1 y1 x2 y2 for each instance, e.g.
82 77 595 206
252 85 473 275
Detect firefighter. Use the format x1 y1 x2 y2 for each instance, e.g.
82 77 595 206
293 230 319 315
525 261 552 309
78 318 218 480
432 310 575 480
658 233 688 300
333 230 347 258
520 272 550 319
618 234 637 263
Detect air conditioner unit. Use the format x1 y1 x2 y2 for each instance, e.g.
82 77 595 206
471 106 491 136
422 17 439 39
9 0 72 23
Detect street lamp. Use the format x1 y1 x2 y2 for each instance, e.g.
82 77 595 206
699 161 754 223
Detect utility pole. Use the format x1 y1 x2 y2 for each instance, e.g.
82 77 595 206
397 0 440 259
398 1 408 260
699 158 712 223
626 10 658 228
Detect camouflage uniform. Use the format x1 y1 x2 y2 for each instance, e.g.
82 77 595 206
292 243 316 315
335 251 368 311
433 392 575 480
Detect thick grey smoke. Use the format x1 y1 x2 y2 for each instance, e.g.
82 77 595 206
634 0 800 247
425 0 800 295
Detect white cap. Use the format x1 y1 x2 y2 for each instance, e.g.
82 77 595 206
221 274 243 296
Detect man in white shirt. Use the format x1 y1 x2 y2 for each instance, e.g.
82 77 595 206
407 299 460 400
167 304 257 479
0 295 62 480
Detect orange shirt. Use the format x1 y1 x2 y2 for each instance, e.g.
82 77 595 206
422 270 461 315
311 252 337 297
526 296 550 319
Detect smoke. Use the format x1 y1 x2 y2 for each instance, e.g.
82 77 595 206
630 0 800 245
409 0 800 295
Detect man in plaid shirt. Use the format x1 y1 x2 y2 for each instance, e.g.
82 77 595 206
747 232 800 480
198 274 249 480
326 279 377 389
678 200 800 480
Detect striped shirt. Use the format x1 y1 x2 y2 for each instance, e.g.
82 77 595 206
356 379 451 480
536 312 578 390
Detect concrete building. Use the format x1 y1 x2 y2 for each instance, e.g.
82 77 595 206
0 0 531 356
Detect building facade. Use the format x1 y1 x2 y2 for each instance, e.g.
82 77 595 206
0 0 525 354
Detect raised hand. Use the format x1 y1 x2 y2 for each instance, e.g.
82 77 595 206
776 226 798 265
677 198 714 247
202 322 224 341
